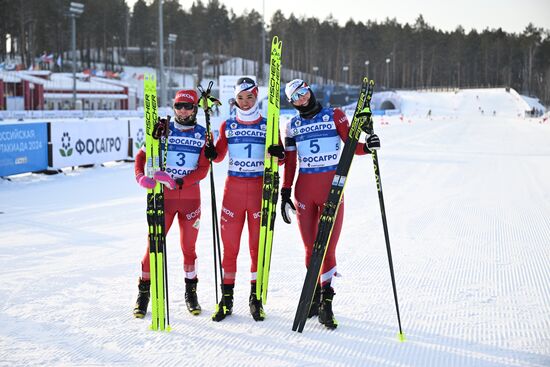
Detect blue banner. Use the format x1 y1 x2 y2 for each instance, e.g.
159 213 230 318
0 123 48 176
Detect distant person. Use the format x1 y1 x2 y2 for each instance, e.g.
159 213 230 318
133 89 210 319
205 77 285 322
228 98 236 118
280 79 380 329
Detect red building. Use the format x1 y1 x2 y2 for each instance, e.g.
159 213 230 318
0 70 133 110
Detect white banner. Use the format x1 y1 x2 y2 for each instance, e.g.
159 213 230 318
50 120 129 168
218 75 255 120
128 118 145 159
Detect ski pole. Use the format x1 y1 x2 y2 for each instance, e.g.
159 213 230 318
363 91 405 341
159 118 171 330
198 82 224 306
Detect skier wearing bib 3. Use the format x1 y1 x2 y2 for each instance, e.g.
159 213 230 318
280 79 380 329
205 77 285 322
133 89 210 318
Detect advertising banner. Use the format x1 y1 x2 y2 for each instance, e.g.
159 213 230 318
0 123 48 176
49 120 128 168
218 75 256 120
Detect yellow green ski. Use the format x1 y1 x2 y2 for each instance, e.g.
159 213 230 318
144 74 170 331
256 36 283 303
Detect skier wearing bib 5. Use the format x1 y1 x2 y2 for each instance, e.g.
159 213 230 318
133 89 210 318
281 79 380 329
204 77 285 322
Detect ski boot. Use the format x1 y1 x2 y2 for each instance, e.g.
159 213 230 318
308 285 321 318
185 278 201 315
318 285 338 329
212 284 234 322
248 283 266 321
133 278 150 319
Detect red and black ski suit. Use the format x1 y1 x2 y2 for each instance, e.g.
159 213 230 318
282 107 368 286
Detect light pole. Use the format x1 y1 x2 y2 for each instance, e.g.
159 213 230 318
312 66 319 84
69 2 84 110
260 0 266 85
158 0 166 107
342 65 349 86
112 35 118 71
365 60 370 78
168 33 177 97
385 58 391 88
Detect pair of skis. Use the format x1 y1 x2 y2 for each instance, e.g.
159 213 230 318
144 75 170 331
256 36 283 304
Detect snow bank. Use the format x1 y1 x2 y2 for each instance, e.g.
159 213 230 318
375 88 543 118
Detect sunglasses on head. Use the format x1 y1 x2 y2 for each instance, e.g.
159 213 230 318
174 102 195 110
291 87 309 102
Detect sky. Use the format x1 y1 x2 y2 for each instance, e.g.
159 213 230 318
128 0 550 34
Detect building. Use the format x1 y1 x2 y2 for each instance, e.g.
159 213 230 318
0 70 134 111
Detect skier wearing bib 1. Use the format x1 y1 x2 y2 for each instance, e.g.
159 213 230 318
133 89 210 318
204 77 285 322
280 79 380 329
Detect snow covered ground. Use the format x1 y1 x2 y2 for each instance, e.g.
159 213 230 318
1 112 549 366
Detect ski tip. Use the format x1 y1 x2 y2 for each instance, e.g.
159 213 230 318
166 325 172 332
271 35 282 48
397 332 406 342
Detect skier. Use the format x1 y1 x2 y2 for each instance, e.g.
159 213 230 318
204 77 285 322
280 79 380 329
133 89 210 318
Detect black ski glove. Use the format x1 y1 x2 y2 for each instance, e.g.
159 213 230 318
267 144 285 159
280 188 296 224
153 116 169 139
363 133 380 153
204 143 218 160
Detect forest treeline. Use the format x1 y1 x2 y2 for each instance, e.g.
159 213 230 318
1 0 549 103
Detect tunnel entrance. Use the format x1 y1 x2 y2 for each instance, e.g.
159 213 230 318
380 100 396 110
